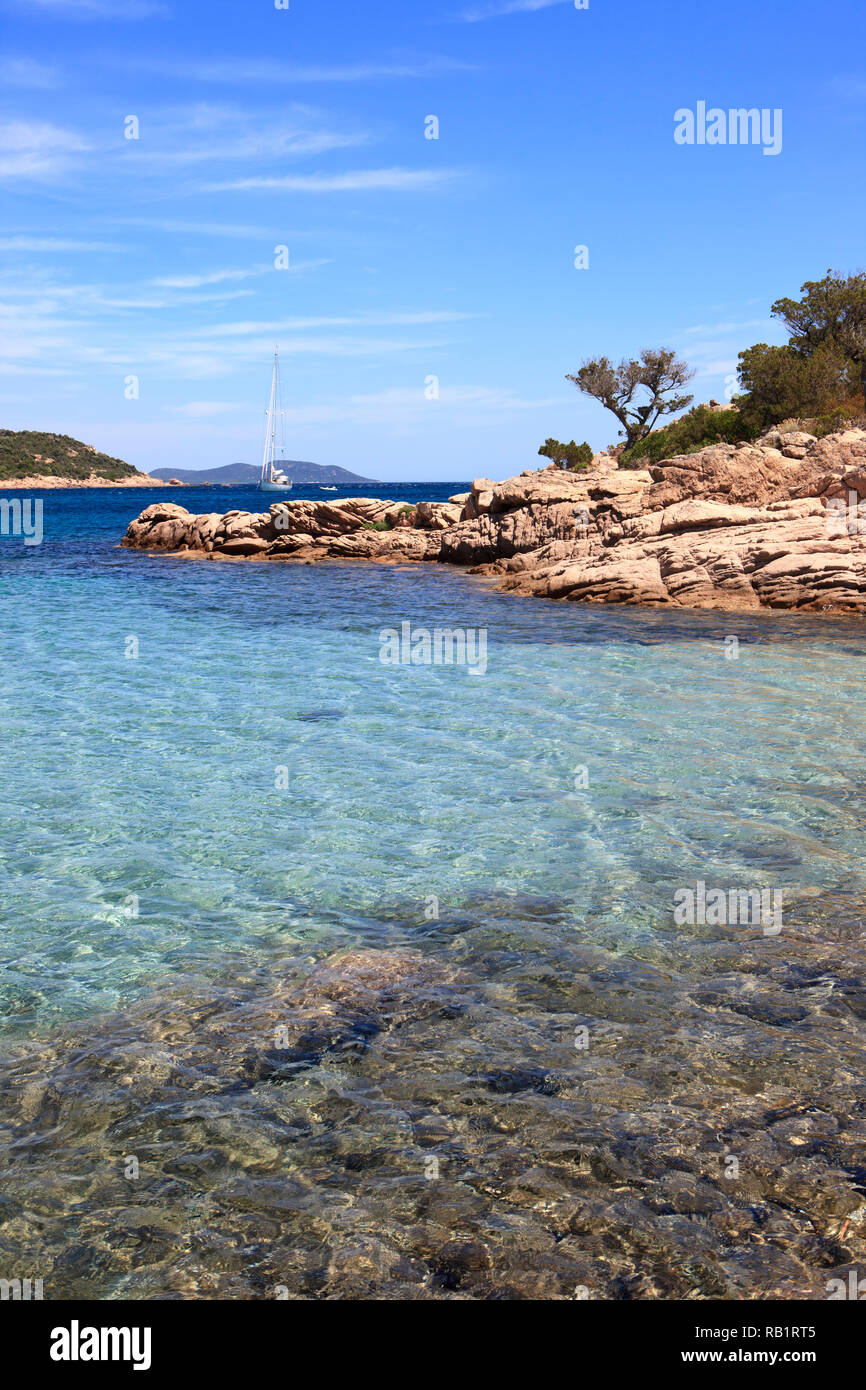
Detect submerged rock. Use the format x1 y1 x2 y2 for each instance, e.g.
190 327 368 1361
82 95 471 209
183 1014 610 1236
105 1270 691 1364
0 909 864 1300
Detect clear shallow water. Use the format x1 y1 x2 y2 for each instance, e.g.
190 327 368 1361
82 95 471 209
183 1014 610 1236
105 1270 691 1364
0 485 864 1299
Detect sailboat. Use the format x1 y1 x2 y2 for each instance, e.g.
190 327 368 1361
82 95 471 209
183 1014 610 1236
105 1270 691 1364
259 349 293 493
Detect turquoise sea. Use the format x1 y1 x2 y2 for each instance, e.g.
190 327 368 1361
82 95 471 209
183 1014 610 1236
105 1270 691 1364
0 484 864 1300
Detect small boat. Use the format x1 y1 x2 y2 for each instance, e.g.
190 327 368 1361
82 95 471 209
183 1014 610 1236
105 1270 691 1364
259 348 293 493
320 485 337 491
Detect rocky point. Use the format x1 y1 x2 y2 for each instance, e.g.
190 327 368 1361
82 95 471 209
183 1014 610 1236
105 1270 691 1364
122 427 866 614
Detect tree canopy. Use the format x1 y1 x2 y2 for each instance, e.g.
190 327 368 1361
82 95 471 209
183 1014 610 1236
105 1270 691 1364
538 437 594 471
736 342 853 431
770 270 866 407
567 349 694 450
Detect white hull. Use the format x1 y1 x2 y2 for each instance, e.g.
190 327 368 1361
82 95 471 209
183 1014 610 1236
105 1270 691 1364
260 479 293 492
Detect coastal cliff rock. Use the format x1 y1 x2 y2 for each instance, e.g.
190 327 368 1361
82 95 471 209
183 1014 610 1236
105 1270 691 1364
123 497 443 564
122 428 866 613
0 472 161 489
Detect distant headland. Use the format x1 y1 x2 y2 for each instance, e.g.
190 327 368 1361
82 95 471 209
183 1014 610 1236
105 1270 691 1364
0 431 380 490
0 429 158 488
148 461 381 486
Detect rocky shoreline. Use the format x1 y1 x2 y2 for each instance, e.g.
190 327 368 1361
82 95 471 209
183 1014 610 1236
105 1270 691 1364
122 427 866 613
1 472 162 489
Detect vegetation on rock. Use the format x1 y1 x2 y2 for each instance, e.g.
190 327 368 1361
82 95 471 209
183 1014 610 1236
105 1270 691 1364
735 271 866 431
566 271 866 468
621 404 756 466
537 438 594 470
566 349 694 450
0 430 138 482
771 270 866 408
735 342 853 432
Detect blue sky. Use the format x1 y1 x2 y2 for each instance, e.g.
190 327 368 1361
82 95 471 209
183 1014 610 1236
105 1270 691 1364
1 0 864 480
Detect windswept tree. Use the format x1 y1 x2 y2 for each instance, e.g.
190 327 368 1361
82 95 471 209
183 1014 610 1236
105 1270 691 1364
567 349 694 451
770 270 866 409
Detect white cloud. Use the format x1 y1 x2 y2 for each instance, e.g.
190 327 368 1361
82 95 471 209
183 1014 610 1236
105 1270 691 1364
96 104 373 178
828 75 866 104
132 126 370 168
0 57 56 88
166 401 239 418
692 359 739 379
151 268 261 289
0 236 120 251
0 261 471 385
683 317 774 336
22 0 167 17
0 361 76 376
0 121 89 178
0 281 256 312
269 385 570 429
186 311 475 338
150 259 331 290
207 168 458 193
137 56 475 84
456 0 568 20
117 218 271 239
90 290 255 310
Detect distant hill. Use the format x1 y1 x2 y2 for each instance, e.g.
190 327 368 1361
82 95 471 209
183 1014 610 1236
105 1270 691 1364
0 430 142 482
150 460 381 486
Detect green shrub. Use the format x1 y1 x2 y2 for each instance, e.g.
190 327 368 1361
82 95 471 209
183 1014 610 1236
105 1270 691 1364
620 404 756 467
735 342 854 433
538 437 594 471
811 404 866 437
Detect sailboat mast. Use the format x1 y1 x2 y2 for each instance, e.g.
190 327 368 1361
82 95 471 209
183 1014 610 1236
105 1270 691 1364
272 349 280 481
260 350 278 484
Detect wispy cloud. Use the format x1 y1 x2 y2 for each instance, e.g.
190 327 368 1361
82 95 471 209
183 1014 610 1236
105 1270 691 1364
691 359 739 380
0 276 468 381
827 75 866 104
136 56 475 84
93 290 255 310
207 168 459 194
0 279 256 312
0 362 77 377
676 315 780 383
22 0 167 17
88 104 375 182
0 121 89 178
117 218 271 240
151 267 263 290
683 317 774 336
186 311 476 338
0 236 120 251
0 57 57 88
456 0 568 21
166 401 240 418
129 119 370 168
270 385 569 429
150 259 331 289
